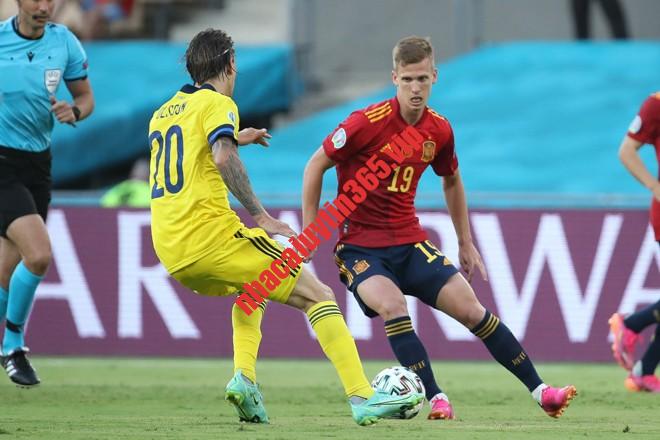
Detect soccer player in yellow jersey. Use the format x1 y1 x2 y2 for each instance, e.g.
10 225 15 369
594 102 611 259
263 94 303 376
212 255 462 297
148 28 422 426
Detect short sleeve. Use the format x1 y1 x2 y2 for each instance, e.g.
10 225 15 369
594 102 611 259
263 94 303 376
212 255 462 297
204 95 240 146
431 126 458 176
322 111 374 162
63 30 88 81
627 95 660 145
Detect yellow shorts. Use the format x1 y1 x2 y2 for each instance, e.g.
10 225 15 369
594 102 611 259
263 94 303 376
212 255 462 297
171 226 301 304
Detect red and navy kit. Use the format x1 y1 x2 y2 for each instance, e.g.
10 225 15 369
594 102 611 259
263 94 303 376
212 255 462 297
322 97 457 248
323 97 459 316
628 92 660 240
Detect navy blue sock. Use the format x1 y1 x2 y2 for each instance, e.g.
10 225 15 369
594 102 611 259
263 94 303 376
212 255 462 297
641 324 660 376
472 311 543 392
624 300 660 333
385 316 442 400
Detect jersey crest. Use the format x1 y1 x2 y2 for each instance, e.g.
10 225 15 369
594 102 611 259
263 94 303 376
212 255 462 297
421 140 436 162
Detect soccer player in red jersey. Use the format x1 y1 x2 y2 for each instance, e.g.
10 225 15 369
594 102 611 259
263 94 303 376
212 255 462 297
303 36 577 419
608 92 660 393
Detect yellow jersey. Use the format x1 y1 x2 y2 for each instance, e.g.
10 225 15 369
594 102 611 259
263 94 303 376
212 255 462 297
149 84 243 273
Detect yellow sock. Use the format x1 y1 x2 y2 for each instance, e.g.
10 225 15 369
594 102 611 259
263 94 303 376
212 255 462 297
306 301 374 399
232 300 266 383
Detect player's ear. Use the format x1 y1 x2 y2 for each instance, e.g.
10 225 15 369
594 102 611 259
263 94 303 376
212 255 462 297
391 69 397 86
432 68 438 84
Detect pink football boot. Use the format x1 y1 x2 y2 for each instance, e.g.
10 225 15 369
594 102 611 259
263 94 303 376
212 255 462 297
539 385 577 418
608 313 641 371
624 374 660 393
427 394 455 420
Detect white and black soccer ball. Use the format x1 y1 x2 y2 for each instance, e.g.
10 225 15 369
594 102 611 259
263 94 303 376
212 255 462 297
371 366 425 419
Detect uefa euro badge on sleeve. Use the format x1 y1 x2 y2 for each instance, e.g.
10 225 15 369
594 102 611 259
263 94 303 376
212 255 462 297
44 69 62 95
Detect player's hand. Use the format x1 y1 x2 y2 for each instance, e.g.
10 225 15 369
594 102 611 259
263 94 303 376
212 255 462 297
254 213 296 238
49 96 76 124
458 240 488 283
237 128 271 147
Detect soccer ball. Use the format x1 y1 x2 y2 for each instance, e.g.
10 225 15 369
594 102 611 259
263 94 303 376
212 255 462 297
371 366 425 419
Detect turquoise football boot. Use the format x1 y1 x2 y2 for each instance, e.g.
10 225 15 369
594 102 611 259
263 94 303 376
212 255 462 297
224 369 269 423
350 390 425 426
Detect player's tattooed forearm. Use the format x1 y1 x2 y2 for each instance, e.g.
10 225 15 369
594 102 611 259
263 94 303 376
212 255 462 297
214 137 265 217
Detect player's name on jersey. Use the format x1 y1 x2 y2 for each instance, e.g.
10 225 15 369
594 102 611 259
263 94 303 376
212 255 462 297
155 102 188 119
235 126 425 315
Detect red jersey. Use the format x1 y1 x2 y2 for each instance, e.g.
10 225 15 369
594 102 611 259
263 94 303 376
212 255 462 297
322 97 457 247
628 92 660 240
628 92 660 157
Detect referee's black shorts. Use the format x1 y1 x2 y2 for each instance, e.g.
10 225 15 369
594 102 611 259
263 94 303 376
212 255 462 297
0 145 52 238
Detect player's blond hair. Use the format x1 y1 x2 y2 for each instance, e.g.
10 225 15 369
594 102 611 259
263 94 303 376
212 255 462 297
392 36 434 69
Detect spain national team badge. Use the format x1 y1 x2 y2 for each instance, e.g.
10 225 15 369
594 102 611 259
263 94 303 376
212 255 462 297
421 140 436 162
352 260 370 275
44 69 62 95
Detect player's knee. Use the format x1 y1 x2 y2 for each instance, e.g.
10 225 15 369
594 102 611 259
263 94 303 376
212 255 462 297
308 282 335 303
288 273 337 312
459 300 487 329
23 250 51 276
376 298 408 321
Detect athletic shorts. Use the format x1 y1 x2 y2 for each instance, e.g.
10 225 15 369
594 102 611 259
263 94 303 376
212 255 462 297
334 240 459 318
171 226 302 304
0 146 52 238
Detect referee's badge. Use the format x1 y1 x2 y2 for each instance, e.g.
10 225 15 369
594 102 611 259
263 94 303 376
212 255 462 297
421 140 436 162
44 69 62 94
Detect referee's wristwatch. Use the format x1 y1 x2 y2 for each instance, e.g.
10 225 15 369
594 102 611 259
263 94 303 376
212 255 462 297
72 105 81 121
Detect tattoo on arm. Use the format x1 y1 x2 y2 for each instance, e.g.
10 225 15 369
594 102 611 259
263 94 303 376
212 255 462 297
213 137 265 217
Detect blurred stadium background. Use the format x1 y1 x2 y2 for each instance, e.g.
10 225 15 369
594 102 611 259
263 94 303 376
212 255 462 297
1 0 660 438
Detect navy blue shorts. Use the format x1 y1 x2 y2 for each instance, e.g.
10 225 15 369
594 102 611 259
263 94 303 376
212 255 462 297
334 240 460 318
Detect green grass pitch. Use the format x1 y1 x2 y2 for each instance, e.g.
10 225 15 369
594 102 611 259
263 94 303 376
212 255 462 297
0 358 658 439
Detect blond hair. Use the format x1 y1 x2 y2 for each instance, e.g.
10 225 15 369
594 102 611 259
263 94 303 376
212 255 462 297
392 36 434 69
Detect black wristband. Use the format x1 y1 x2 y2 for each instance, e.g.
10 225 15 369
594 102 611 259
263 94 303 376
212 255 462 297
72 105 81 121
